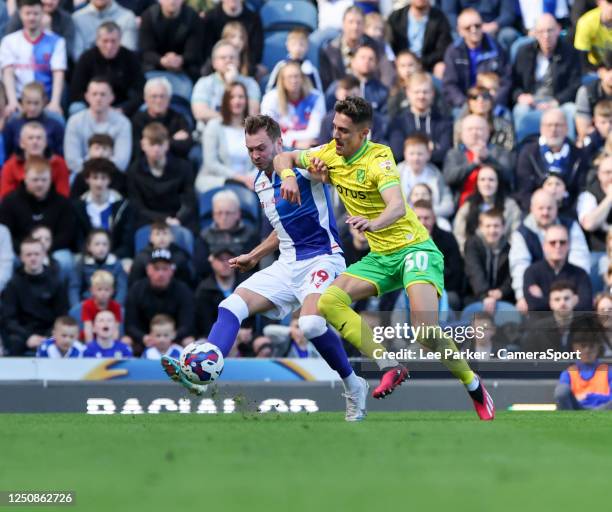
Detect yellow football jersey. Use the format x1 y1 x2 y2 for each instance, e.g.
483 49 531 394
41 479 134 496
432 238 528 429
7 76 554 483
299 140 429 254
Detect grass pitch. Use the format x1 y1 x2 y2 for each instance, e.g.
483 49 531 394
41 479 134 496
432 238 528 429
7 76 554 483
0 412 610 512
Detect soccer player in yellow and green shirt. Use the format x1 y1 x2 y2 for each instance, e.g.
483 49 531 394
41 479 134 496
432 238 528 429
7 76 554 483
273 97 495 420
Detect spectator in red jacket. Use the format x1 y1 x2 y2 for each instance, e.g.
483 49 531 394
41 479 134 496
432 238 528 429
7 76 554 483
0 121 69 198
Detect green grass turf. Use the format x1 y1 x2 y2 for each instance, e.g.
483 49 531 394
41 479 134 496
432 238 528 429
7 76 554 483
0 412 610 512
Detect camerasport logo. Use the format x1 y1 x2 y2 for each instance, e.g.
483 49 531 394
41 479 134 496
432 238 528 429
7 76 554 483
86 398 319 415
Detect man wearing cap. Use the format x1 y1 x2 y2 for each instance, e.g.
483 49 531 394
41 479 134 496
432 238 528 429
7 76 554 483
195 242 245 337
125 248 194 355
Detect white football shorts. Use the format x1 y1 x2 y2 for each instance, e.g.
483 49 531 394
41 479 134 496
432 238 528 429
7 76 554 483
236 253 346 319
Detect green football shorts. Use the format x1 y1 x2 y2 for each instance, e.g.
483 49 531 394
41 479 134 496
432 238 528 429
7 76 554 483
343 238 444 296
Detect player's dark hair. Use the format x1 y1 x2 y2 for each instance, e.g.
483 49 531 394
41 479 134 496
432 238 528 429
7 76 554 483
82 158 117 180
18 0 41 9
549 279 576 295
54 315 78 329
88 133 114 149
411 199 434 211
334 96 372 127
245 114 281 141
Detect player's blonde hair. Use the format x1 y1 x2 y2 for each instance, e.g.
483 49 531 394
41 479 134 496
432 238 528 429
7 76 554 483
91 270 115 288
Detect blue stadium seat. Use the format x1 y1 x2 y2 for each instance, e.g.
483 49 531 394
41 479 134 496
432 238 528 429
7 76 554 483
307 28 340 70
69 303 83 330
134 225 195 255
199 184 261 231
262 31 290 71
260 0 318 33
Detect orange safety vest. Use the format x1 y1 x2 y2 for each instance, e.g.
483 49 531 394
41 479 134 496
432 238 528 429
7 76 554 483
568 364 610 401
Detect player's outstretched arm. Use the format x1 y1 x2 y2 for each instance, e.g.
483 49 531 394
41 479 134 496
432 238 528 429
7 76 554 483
346 184 406 233
273 150 302 205
229 231 280 272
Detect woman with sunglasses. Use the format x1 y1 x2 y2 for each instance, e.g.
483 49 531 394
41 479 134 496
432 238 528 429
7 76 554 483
453 85 515 151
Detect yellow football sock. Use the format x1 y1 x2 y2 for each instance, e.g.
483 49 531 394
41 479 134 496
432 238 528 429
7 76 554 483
318 285 382 360
416 327 475 385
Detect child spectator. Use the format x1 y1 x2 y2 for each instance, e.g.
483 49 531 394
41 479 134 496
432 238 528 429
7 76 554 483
265 28 322 93
73 157 132 265
364 12 394 63
0 0 66 117
387 50 422 119
555 316 611 410
3 81 64 158
81 269 122 343
83 309 132 358
398 133 454 223
129 220 194 288
141 314 183 359
408 183 452 232
127 122 197 231
582 99 612 166
30 225 60 275
476 71 509 119
542 174 574 219
69 229 127 307
36 316 85 358
463 209 514 311
221 21 256 78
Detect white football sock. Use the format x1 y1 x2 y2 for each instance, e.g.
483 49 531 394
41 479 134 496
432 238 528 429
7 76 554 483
342 371 361 393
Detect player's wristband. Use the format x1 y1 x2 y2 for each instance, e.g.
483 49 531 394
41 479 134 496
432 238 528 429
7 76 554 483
280 168 296 180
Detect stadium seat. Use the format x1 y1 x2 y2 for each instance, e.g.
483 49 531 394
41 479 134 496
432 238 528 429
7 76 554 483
68 303 83 329
134 225 195 255
199 184 261 231
307 28 340 70
260 0 318 33
262 31 291 71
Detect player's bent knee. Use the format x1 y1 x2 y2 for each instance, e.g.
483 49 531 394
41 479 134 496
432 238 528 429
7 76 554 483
317 288 339 318
218 294 250 322
298 315 327 340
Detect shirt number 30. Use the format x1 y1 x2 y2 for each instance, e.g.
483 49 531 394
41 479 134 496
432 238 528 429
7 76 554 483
405 252 429 272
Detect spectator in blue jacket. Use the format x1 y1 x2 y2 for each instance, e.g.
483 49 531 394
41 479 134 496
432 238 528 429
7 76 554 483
387 71 452 167
325 43 388 115
442 8 512 111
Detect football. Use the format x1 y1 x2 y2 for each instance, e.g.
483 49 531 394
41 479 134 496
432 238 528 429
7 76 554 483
179 342 224 384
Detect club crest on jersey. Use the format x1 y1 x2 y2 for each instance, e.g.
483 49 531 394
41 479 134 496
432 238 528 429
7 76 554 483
356 169 366 183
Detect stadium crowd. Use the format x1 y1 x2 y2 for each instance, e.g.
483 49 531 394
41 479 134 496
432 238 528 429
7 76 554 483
1 0 612 370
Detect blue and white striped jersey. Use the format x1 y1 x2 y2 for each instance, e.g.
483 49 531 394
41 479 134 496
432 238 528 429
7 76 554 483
36 338 85 358
254 168 342 262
